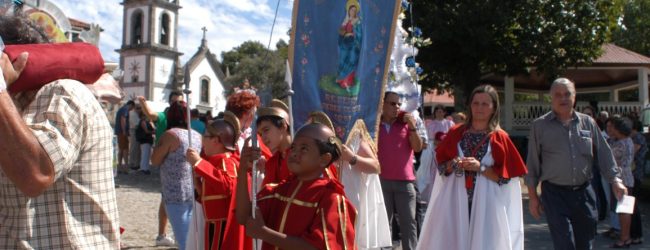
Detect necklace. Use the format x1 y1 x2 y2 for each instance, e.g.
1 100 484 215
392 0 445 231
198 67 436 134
468 126 488 133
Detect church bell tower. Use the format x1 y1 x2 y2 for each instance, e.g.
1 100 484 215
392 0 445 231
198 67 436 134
117 0 183 102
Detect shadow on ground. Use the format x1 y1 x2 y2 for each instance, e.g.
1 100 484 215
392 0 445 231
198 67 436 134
115 168 163 194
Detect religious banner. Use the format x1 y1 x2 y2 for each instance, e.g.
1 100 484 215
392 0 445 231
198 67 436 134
290 0 401 142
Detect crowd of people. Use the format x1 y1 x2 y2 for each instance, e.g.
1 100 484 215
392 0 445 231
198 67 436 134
0 13 647 250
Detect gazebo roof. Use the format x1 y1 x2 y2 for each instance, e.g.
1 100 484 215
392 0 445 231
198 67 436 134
482 44 650 91
594 43 650 65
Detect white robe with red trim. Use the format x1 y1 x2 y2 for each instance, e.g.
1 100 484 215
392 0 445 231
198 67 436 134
416 144 524 250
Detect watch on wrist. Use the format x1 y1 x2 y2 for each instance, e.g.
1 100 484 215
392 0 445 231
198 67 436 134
349 155 358 165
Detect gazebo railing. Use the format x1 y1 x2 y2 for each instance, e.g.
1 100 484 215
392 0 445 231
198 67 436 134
596 102 641 117
511 101 641 129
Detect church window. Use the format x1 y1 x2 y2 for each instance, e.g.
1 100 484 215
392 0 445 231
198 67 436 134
200 78 210 103
160 13 170 46
131 10 144 45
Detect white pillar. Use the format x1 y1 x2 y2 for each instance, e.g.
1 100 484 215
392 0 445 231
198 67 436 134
639 67 649 108
504 76 515 131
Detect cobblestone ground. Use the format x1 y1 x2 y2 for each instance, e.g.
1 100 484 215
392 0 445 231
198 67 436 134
116 168 177 250
116 171 650 250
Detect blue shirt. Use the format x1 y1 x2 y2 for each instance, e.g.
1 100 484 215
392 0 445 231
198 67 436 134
191 119 206 135
114 106 129 135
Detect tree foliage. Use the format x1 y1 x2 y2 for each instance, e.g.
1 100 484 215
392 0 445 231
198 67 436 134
409 0 622 108
220 40 289 99
611 0 650 56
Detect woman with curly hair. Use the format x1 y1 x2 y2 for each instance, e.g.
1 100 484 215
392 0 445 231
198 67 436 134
225 90 272 159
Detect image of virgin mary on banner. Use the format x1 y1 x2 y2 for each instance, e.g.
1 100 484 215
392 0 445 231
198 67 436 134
290 2 400 248
290 0 401 142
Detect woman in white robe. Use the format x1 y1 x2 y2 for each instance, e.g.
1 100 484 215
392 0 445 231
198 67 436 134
417 85 527 250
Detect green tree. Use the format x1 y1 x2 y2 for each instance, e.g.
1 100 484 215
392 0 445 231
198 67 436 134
611 0 650 56
220 40 289 99
220 41 268 75
410 0 623 109
276 39 289 60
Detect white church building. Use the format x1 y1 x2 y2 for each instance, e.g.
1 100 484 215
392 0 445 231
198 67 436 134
117 0 228 113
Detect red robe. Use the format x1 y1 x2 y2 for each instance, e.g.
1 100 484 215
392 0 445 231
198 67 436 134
435 124 528 188
262 149 292 186
262 148 338 186
194 153 251 250
257 176 357 250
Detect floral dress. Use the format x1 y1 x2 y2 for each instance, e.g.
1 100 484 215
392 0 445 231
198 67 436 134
160 128 202 204
438 131 510 210
608 137 635 188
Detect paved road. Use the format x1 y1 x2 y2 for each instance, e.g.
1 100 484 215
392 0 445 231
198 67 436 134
522 194 650 250
391 187 650 250
117 171 649 250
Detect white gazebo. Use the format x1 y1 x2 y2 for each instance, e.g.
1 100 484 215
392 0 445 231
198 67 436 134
482 43 650 135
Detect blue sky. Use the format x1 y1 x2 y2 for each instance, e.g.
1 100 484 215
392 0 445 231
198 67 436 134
53 0 293 63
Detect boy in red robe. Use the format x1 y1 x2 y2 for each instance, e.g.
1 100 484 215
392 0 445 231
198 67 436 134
257 105 337 186
186 111 251 250
236 123 356 250
256 106 293 185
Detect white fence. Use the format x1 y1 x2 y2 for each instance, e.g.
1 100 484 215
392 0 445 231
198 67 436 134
511 101 641 129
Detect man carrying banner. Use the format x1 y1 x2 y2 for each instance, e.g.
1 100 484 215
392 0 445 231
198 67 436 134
0 14 119 249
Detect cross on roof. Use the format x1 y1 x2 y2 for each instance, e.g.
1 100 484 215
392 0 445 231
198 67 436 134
201 27 207 40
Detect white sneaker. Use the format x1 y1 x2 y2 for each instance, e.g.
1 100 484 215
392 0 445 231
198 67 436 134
155 235 176 246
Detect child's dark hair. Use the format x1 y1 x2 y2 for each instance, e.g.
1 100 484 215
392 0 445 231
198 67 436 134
256 115 290 132
295 123 341 166
607 115 632 137
314 137 341 166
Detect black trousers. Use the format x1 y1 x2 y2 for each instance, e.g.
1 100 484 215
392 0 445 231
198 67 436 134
541 181 598 250
630 179 643 239
590 166 608 221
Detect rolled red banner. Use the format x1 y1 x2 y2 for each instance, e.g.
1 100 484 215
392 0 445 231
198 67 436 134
3 42 104 92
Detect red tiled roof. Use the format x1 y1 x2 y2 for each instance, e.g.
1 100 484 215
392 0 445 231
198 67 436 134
594 43 650 65
68 17 90 30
